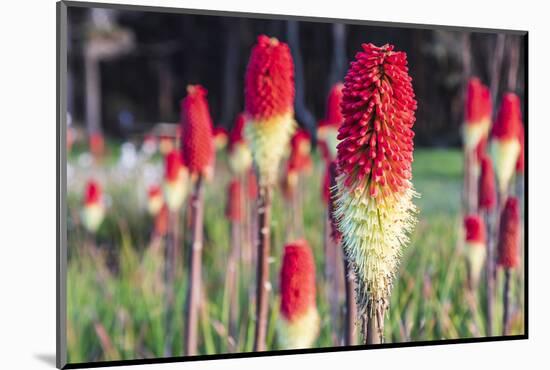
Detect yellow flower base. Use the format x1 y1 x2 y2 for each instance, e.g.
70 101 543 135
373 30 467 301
277 307 320 349
245 112 295 186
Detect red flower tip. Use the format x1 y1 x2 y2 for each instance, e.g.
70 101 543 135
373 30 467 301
180 84 215 175
497 197 521 269
475 136 488 163
213 126 228 148
492 93 523 141
84 179 102 205
225 179 243 222
228 113 247 151
89 133 105 157
214 126 228 138
164 149 184 183
478 155 497 210
287 129 312 173
245 35 295 120
464 215 486 244
337 43 417 193
321 83 344 127
465 78 492 124
280 239 317 321
148 185 162 199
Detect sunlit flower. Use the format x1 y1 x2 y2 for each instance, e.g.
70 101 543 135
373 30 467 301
147 184 164 215
89 132 105 158
163 150 188 211
277 239 319 349
464 215 486 288
478 155 497 211
245 35 296 186
491 93 522 193
213 126 229 150
180 84 215 179
81 179 105 233
497 197 521 269
463 78 492 151
334 43 418 318
318 83 344 162
228 113 253 175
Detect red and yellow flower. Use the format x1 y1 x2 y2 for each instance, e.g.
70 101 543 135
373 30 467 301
228 113 253 175
464 215 486 287
277 239 319 349
491 93 523 193
463 78 492 151
497 197 521 269
81 179 105 233
147 184 164 215
318 83 344 162
163 149 188 211
244 35 296 186
213 126 229 150
478 155 497 211
334 43 418 317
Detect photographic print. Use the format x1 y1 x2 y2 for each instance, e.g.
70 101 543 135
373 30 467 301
57 1 527 368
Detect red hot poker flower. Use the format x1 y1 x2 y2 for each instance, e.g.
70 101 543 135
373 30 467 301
478 155 497 211
226 179 243 222
245 35 295 121
229 113 247 151
287 129 312 173
465 78 492 124
497 197 521 269
492 93 522 140
335 43 418 317
89 133 105 157
81 179 105 233
491 93 523 193
84 179 102 206
180 85 215 177
164 150 184 183
464 78 491 151
163 149 188 211
464 215 486 244
280 239 317 320
277 239 320 349
213 126 228 150
322 83 344 127
318 83 344 162
147 184 164 215
228 113 253 175
464 214 487 288
245 35 296 186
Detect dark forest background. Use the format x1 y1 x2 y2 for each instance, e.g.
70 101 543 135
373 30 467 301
66 6 526 147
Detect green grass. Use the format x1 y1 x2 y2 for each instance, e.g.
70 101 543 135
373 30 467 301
66 146 525 364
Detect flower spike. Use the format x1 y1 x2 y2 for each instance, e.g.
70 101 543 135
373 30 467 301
245 35 296 186
334 43 419 325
